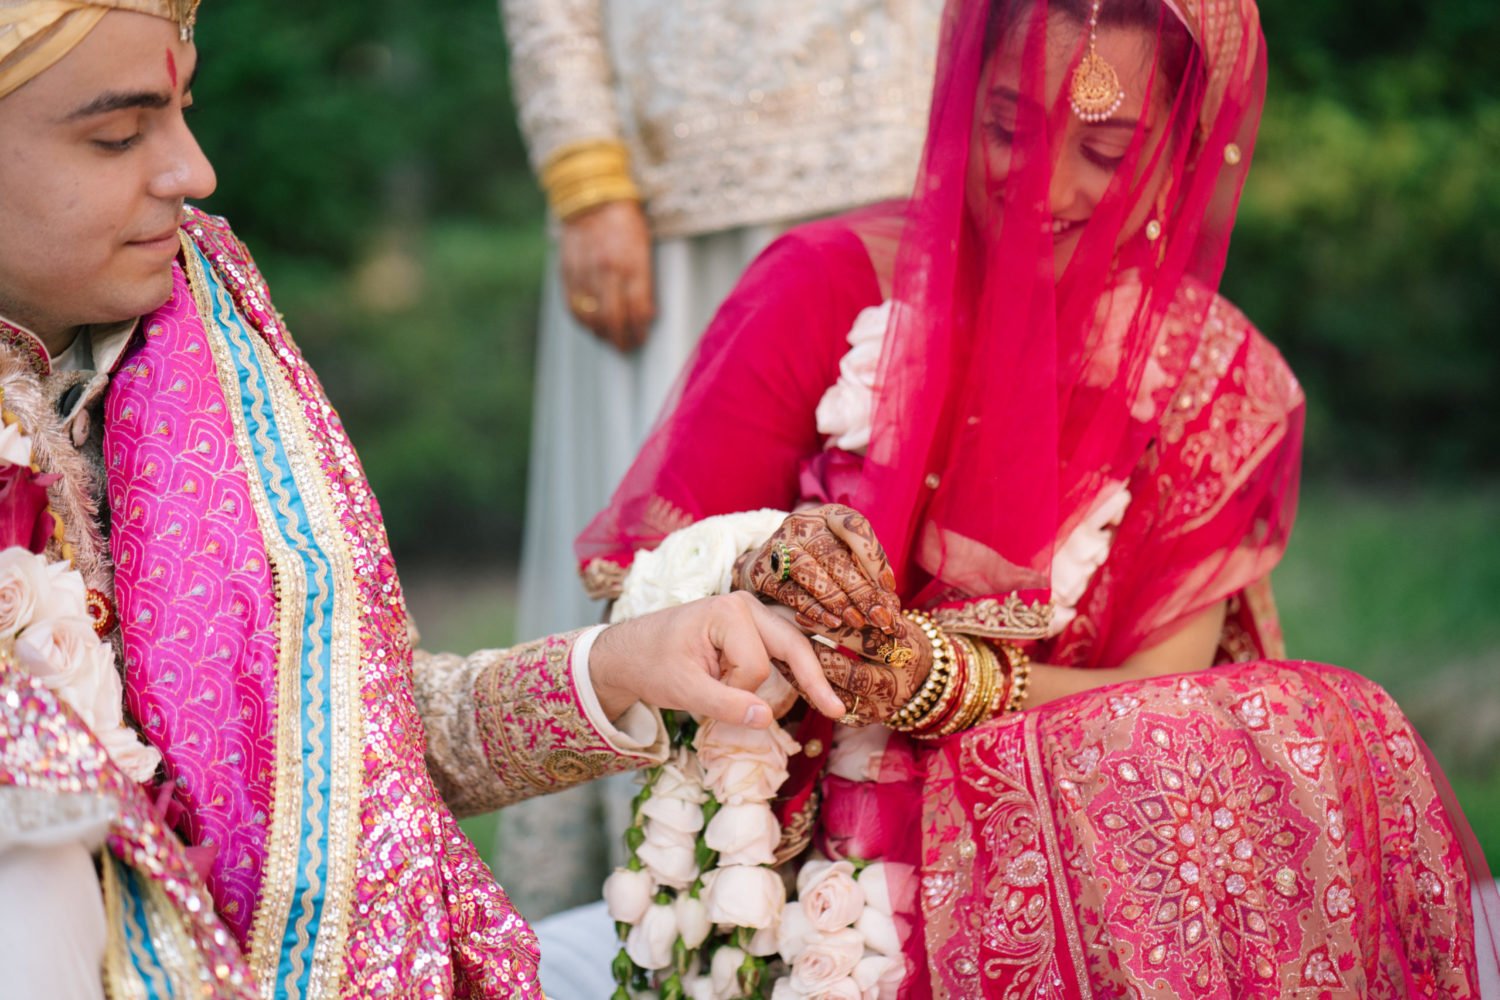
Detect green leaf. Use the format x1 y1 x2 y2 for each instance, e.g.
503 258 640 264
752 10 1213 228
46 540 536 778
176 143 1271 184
611 948 634 986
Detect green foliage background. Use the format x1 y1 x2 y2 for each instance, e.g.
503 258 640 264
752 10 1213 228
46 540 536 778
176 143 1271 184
188 0 1500 561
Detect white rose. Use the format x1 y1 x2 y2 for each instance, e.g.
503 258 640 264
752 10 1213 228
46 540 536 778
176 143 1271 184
36 560 88 621
96 725 162 783
685 975 717 1000
745 920 780 958
612 510 788 622
799 861 865 933
624 902 678 971
825 725 891 782
674 893 711 949
1047 483 1129 635
703 865 786 930
710 945 747 1000
812 979 863 1000
789 928 864 995
852 955 905 1000
604 867 657 925
640 793 707 835
704 802 780 867
756 668 798 719
771 978 806 1000
695 720 799 805
638 821 700 890
854 907 902 957
15 615 110 693
651 748 708 803
856 863 917 917
815 301 892 453
0 548 47 639
776 902 819 963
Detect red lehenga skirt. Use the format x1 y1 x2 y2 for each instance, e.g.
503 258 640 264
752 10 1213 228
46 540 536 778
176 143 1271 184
894 661 1497 998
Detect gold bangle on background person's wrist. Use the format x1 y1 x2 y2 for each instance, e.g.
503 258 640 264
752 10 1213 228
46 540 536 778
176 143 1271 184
539 140 642 222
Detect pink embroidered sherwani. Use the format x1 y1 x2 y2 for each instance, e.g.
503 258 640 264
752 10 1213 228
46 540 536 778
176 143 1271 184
0 208 664 998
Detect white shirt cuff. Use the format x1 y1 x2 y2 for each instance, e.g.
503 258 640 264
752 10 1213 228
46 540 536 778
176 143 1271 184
572 624 667 757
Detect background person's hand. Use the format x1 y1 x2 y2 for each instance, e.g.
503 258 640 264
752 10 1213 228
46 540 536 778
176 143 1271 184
736 504 909 645
559 199 655 351
587 591 848 727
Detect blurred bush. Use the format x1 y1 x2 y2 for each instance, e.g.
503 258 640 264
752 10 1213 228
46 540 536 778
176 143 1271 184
186 1 1500 562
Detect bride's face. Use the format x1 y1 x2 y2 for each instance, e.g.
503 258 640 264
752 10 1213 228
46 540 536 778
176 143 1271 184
966 10 1176 276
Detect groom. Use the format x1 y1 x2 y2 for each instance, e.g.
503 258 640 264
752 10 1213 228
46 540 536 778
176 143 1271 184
0 2 843 997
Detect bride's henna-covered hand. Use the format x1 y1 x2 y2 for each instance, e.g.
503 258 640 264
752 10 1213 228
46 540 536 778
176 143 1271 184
773 618 935 727
736 504 907 640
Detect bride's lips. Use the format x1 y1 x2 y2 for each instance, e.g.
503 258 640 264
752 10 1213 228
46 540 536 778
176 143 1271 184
1050 217 1084 238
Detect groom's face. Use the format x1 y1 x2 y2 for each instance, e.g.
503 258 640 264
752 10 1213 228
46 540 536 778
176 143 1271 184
0 11 215 341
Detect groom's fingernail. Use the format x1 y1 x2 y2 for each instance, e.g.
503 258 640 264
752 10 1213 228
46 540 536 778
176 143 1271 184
743 704 772 727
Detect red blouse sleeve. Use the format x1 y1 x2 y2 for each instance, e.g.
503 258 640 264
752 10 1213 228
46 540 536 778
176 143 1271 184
577 222 883 577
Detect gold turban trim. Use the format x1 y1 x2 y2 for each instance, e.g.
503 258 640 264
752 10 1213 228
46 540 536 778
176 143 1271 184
0 0 200 100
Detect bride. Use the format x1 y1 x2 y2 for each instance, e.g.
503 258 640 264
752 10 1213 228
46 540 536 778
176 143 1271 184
578 0 1499 994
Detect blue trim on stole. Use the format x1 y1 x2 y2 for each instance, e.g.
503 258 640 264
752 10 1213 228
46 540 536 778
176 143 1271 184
192 244 336 998
121 864 175 999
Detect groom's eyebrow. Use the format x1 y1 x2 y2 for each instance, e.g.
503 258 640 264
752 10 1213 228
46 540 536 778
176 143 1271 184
60 56 202 122
62 89 172 121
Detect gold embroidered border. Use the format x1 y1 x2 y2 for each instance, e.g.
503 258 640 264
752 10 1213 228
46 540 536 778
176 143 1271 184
581 557 627 601
933 594 1053 641
243 320 364 1000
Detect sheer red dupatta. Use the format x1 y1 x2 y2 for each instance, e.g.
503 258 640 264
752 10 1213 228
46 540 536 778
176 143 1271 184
581 0 1293 655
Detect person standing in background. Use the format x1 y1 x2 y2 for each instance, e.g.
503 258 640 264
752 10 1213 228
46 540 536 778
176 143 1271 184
497 0 942 918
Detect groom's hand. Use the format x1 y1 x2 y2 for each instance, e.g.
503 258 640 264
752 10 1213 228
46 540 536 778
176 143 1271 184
588 592 847 728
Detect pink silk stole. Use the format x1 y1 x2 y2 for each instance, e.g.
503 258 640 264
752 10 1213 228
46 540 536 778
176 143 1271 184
105 211 540 998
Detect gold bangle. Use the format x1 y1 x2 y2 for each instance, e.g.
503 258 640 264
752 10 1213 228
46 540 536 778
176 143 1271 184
909 628 966 736
961 638 1002 729
539 140 642 221
999 641 1033 714
889 611 951 730
926 635 988 738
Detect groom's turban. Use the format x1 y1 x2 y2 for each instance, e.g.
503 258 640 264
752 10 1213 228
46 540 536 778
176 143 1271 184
0 0 199 99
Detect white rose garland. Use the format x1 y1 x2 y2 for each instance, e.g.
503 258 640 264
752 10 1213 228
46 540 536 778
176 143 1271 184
605 511 915 999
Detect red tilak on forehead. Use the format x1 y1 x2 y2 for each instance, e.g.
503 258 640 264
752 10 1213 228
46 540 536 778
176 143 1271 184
166 49 178 88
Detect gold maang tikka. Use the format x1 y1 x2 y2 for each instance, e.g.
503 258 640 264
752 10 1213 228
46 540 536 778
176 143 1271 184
1069 0 1126 123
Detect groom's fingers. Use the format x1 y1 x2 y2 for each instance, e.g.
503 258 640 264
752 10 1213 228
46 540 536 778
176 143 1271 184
709 594 774 695
745 599 846 719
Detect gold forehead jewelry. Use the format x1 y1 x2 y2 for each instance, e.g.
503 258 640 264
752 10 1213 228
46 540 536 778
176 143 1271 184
1070 0 1125 123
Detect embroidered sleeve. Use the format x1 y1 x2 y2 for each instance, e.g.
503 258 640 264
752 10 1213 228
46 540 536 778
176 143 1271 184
499 0 623 172
412 630 664 818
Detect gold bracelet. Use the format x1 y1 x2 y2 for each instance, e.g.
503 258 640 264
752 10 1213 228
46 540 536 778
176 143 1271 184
926 635 989 738
999 641 1033 714
909 628 967 737
961 638 1003 729
889 611 953 731
539 140 643 221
